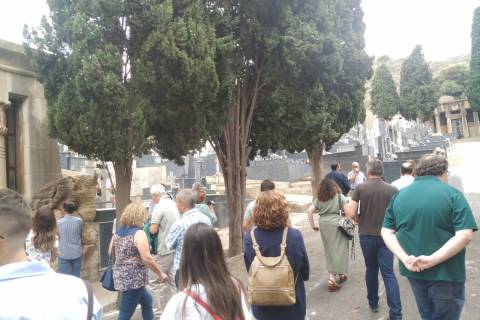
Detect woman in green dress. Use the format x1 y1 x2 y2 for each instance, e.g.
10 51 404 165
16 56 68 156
307 178 349 292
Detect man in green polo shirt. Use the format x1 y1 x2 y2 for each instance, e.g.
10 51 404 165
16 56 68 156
382 154 477 320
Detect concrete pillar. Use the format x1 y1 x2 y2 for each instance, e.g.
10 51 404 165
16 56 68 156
0 100 11 189
474 111 480 136
446 111 453 134
434 112 441 134
461 109 470 138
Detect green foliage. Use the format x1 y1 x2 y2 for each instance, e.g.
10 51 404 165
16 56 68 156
24 0 150 163
434 65 468 98
251 0 372 154
399 45 438 121
468 7 480 111
371 64 399 120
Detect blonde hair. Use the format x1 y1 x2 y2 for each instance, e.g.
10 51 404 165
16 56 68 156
120 203 147 228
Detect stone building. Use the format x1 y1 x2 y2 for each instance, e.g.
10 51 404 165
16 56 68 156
0 39 60 199
433 96 480 138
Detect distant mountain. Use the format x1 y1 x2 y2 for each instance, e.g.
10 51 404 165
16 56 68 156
373 54 470 84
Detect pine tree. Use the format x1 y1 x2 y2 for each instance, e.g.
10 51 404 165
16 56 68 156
399 45 437 121
468 7 480 111
371 64 399 120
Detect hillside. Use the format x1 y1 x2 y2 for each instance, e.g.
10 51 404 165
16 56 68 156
375 54 470 84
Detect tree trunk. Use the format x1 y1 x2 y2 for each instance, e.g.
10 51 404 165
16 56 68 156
307 143 324 197
113 158 133 223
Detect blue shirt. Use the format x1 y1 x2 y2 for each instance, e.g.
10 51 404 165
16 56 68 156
325 171 351 195
0 261 103 319
58 214 83 259
165 208 212 271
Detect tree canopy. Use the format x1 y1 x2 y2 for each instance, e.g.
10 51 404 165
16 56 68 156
23 0 212 216
468 7 480 111
399 45 437 121
370 64 399 120
435 65 468 98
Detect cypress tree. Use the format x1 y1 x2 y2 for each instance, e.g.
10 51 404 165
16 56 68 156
371 64 399 120
468 7 480 111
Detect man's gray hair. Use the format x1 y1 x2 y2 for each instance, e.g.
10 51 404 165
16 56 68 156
150 184 165 196
366 159 384 177
176 189 197 209
416 154 448 177
0 189 32 244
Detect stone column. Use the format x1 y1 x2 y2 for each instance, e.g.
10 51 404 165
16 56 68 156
474 110 480 136
434 112 441 134
446 110 453 134
461 109 470 138
0 100 11 189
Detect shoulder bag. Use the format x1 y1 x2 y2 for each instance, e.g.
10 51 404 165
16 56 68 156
100 237 116 291
247 227 296 306
337 194 355 240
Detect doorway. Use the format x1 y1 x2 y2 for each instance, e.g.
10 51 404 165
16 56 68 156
451 118 464 139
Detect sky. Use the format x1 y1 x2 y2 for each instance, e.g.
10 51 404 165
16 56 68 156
0 0 479 61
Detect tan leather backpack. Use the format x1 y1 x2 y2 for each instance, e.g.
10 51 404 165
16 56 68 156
247 227 296 306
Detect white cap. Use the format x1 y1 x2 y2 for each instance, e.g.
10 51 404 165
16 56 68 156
150 184 166 195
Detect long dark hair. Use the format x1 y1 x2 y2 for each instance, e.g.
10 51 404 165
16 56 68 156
317 178 341 202
32 205 57 252
179 223 245 320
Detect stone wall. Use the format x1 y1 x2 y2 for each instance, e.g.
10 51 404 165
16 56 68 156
0 39 61 199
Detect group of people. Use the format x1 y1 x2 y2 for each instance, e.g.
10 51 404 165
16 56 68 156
0 152 477 320
307 155 476 320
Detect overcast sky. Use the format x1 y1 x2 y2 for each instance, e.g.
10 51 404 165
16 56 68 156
1 0 479 61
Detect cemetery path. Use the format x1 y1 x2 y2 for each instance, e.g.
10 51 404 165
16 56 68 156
297 138 480 320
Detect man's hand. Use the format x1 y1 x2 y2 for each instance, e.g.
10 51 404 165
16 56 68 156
411 255 438 272
159 272 169 283
402 255 422 272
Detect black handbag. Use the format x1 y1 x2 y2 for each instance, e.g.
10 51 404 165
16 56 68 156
337 194 355 240
100 239 116 291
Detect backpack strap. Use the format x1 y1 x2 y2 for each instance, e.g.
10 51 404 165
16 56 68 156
184 290 222 320
250 227 288 267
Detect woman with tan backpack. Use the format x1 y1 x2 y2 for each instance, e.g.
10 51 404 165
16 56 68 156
244 190 310 320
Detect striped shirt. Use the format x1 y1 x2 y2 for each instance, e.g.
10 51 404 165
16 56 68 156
58 214 83 260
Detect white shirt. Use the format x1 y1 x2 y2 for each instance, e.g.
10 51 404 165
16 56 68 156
347 170 367 189
161 283 252 320
391 175 415 190
0 261 103 320
151 196 180 255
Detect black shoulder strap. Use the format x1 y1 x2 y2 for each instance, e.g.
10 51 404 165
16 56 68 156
83 280 94 320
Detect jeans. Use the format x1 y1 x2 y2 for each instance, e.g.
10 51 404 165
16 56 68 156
58 257 81 278
119 286 154 320
359 235 402 320
408 278 465 320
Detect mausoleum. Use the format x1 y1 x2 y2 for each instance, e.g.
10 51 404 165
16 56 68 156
0 39 60 199
433 96 480 139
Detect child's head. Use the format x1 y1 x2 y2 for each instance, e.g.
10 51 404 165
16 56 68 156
63 202 76 214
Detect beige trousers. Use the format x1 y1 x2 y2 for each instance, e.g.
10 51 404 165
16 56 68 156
148 253 176 318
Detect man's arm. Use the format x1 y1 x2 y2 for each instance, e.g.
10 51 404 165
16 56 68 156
164 224 179 251
149 203 164 234
381 227 418 271
413 229 474 271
